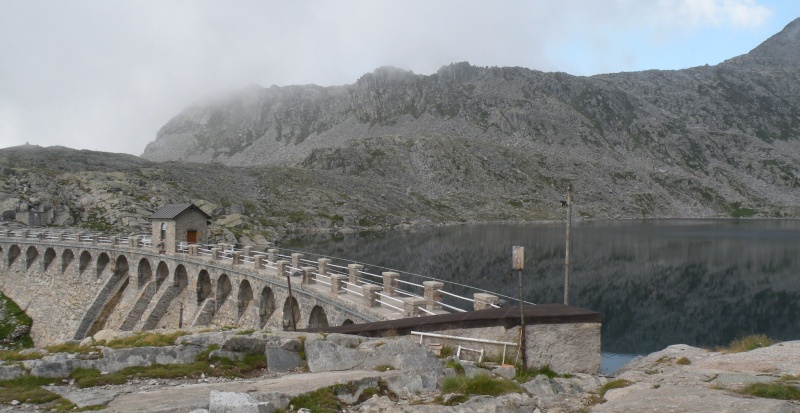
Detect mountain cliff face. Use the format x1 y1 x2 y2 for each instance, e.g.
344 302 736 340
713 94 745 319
138 18 799 221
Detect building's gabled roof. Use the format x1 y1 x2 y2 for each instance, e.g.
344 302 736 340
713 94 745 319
149 203 211 220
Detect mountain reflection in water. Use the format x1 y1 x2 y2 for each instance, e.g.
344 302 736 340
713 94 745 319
283 220 800 367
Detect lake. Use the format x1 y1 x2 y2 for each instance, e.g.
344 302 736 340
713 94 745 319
282 219 800 373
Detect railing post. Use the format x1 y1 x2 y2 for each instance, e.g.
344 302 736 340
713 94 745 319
423 281 444 310
243 246 252 257
348 264 363 285
59 233 65 241
254 254 265 270
363 285 382 307
267 249 277 264
473 293 499 310
291 253 304 270
404 297 427 317
302 266 316 285
382 272 398 296
110 236 118 245
275 260 289 278
211 248 221 261
129 236 139 248
232 252 242 265
188 245 199 256
330 274 346 297
318 258 331 278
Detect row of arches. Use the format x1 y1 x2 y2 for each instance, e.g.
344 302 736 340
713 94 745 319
1 243 357 332
4 244 114 277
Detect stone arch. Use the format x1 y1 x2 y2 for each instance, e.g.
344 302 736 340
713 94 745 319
237 280 253 319
25 246 38 270
308 305 329 329
155 261 169 289
8 245 20 267
43 248 56 272
197 270 212 304
342 319 355 326
259 287 276 328
216 274 232 311
79 251 91 275
62 249 74 273
115 255 129 277
137 259 152 288
97 253 110 277
174 265 188 289
282 296 300 331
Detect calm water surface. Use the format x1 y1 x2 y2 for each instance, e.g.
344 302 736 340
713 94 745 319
284 220 800 373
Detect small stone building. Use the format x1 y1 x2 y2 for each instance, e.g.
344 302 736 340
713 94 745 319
149 203 211 253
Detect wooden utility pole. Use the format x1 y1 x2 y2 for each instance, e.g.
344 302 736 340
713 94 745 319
564 183 573 306
512 246 527 368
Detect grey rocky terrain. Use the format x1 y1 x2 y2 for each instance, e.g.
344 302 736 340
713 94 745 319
2 328 799 412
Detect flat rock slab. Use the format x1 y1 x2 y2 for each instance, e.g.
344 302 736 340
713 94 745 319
105 370 400 413
43 386 119 408
594 384 800 413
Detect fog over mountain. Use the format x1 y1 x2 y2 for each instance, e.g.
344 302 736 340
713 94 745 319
142 18 800 222
2 20 799 245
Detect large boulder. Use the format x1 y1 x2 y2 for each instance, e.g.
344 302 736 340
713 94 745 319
220 335 270 354
99 345 204 373
305 340 366 372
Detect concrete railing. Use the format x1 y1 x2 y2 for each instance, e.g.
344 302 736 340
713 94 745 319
0 230 512 318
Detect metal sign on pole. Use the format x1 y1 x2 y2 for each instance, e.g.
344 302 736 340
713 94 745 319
512 246 527 368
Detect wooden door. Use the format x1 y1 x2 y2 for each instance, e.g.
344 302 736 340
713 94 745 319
186 230 197 244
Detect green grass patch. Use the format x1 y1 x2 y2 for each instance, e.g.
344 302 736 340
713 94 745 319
289 387 341 413
374 364 396 372
0 375 63 405
235 329 257 336
433 393 469 406
445 359 465 376
599 379 634 397
441 373 523 397
0 291 34 350
71 345 266 388
739 383 800 400
45 342 98 355
439 344 455 358
717 334 776 353
676 357 691 365
98 331 189 348
0 349 45 361
516 364 570 382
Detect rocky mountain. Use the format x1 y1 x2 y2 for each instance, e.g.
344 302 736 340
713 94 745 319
0 144 486 244
141 18 800 221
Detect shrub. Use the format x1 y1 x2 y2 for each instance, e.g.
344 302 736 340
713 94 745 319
676 357 691 365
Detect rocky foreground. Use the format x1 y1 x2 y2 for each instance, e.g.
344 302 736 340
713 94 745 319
1 328 799 412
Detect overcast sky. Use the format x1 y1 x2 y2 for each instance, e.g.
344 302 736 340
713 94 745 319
1 0 798 156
